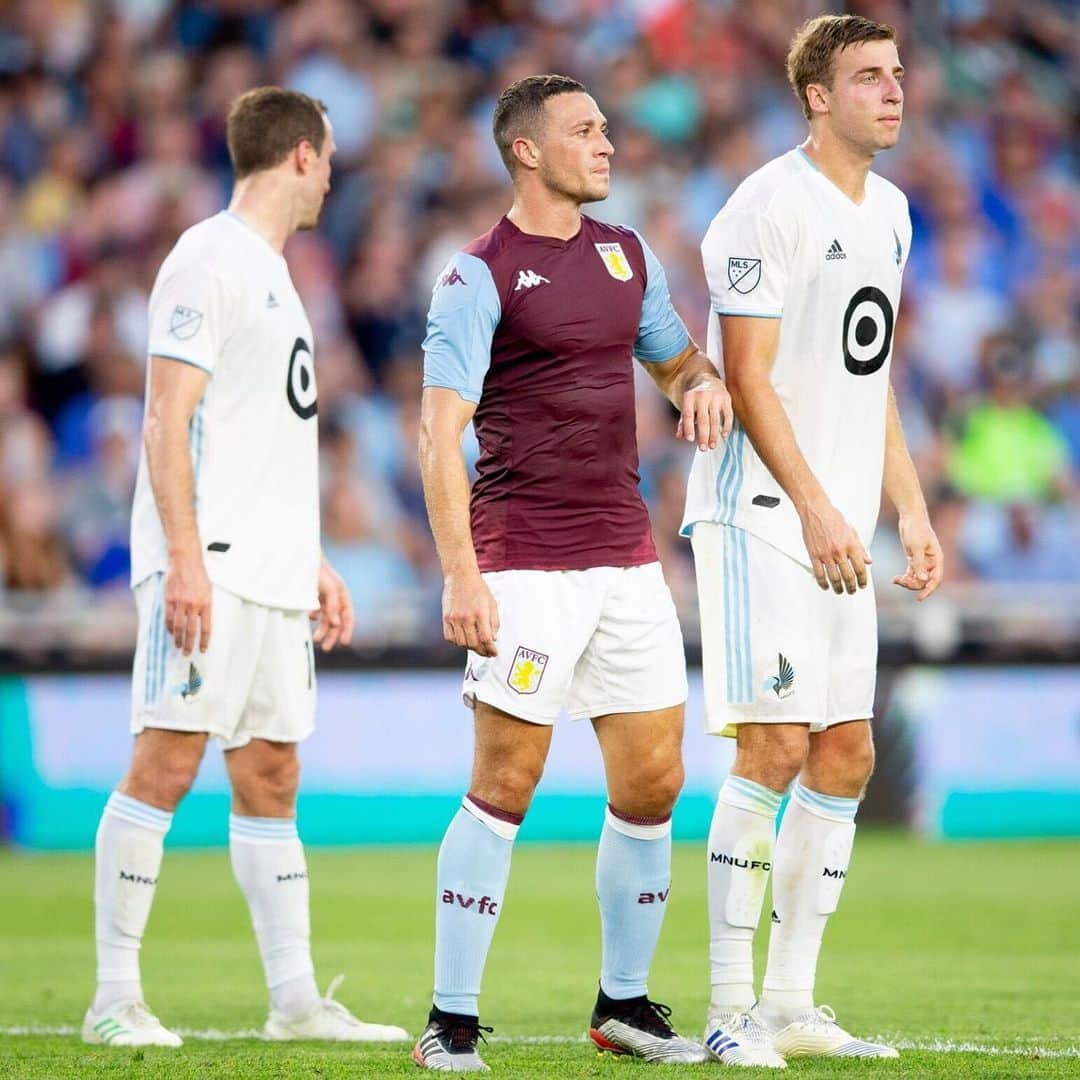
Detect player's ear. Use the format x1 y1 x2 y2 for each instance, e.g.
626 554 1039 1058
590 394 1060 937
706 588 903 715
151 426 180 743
805 82 829 117
512 136 540 171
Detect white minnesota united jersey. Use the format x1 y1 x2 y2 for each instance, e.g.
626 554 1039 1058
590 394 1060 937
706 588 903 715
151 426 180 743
682 148 912 566
130 211 320 610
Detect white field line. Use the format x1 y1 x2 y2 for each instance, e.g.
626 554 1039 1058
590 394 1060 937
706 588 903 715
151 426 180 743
0 1025 1078 1057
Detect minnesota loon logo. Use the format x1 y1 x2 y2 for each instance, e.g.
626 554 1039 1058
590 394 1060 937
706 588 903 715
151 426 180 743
595 242 633 282
507 647 548 695
177 662 203 701
763 653 795 699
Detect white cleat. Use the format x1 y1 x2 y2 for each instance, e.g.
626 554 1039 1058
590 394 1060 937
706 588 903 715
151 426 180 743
765 1004 899 1059
704 1008 787 1068
264 975 410 1042
81 1001 183 1047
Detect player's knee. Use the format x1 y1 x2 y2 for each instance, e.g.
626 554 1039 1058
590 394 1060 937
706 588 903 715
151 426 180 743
125 753 200 810
238 754 300 814
735 729 807 791
615 755 684 817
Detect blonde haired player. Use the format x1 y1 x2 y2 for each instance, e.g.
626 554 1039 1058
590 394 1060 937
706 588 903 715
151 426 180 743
83 87 407 1048
682 15 943 1067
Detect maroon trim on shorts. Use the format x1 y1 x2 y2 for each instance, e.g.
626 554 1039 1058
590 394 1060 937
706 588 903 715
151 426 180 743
465 792 525 826
607 803 671 827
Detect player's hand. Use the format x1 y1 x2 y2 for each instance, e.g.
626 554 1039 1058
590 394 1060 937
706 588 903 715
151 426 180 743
800 498 872 595
893 514 943 601
310 558 355 651
676 376 734 451
164 552 212 655
442 570 500 657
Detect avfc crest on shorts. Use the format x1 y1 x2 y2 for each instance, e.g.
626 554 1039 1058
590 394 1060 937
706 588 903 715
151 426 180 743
507 646 549 695
763 653 795 699
595 243 634 282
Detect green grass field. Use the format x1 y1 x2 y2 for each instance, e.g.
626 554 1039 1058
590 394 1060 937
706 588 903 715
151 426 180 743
0 832 1077 1078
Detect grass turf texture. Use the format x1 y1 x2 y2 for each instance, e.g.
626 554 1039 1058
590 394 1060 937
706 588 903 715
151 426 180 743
0 832 1077 1078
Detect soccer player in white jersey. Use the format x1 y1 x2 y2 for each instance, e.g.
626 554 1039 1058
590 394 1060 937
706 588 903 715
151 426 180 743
682 16 944 1067
82 87 408 1048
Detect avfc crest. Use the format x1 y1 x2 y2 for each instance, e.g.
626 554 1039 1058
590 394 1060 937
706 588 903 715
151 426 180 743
594 243 634 282
763 653 795 699
507 646 549 695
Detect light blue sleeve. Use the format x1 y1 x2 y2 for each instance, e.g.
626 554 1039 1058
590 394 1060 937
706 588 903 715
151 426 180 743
422 253 501 403
632 229 691 363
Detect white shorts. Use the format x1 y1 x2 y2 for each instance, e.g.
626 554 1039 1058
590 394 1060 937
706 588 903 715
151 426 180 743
131 573 316 750
691 523 876 736
463 562 688 725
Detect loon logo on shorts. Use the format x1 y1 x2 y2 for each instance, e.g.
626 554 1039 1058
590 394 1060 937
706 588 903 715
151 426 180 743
507 647 548 694
176 662 202 701
763 653 795 699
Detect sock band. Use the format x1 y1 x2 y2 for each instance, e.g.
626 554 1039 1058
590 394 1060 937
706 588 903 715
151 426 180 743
463 794 523 841
792 783 859 823
229 814 299 843
104 792 172 833
719 775 784 818
606 805 672 840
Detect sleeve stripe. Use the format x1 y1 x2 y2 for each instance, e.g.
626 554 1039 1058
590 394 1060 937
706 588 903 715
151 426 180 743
713 309 783 319
421 379 482 404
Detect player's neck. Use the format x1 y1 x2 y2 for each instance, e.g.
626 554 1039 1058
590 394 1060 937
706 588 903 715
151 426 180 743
506 191 582 242
228 177 296 254
800 131 874 205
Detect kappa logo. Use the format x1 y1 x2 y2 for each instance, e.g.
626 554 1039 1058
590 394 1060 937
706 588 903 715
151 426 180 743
168 304 203 340
763 653 795 699
594 242 634 281
437 265 467 289
514 268 550 291
826 238 846 261
727 257 761 294
507 646 548 694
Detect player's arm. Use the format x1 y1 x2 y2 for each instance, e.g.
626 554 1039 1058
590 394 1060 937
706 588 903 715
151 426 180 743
631 228 732 451
419 388 498 656
643 342 733 452
883 384 942 600
143 356 212 654
720 315 870 595
419 253 501 657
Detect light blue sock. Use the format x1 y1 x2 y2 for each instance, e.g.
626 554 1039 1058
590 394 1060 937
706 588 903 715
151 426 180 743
596 804 673 1000
433 795 522 1016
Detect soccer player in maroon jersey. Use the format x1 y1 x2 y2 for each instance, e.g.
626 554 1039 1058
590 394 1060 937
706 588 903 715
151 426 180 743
412 75 733 1070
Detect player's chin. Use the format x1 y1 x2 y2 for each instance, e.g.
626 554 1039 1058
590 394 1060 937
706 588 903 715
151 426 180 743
580 177 610 204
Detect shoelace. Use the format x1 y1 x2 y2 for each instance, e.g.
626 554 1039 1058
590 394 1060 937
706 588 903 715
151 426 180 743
801 1004 839 1030
625 999 677 1039
727 1011 775 1047
318 974 365 1027
442 1018 494 1052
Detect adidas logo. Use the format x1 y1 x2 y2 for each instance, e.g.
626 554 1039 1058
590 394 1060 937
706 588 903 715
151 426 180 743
267 290 279 307
825 239 846 261
514 269 550 291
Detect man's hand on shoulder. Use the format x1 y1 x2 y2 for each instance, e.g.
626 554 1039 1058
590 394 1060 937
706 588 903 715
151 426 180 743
164 550 212 655
893 514 943 601
676 374 734 452
799 497 872 596
311 557 355 651
442 569 499 658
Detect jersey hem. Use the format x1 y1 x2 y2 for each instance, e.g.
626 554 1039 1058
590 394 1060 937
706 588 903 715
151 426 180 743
421 379 481 403
476 551 659 573
712 309 782 319
634 328 690 363
148 351 213 373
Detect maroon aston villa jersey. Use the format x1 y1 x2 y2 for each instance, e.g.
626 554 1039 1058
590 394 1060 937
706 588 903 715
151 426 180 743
422 215 690 572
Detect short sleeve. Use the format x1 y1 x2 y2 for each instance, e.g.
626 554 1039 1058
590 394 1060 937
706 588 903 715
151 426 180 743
147 261 227 374
632 230 690 363
701 209 794 319
422 253 501 404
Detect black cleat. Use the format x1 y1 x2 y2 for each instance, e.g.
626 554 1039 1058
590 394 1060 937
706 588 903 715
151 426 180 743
412 1005 492 1072
589 988 709 1064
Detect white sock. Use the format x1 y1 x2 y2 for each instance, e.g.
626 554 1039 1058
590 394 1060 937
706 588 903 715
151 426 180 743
93 792 172 1012
707 776 783 1011
760 782 858 1024
229 814 319 1020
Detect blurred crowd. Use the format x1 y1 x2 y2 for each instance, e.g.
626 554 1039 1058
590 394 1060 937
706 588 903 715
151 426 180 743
0 0 1078 646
